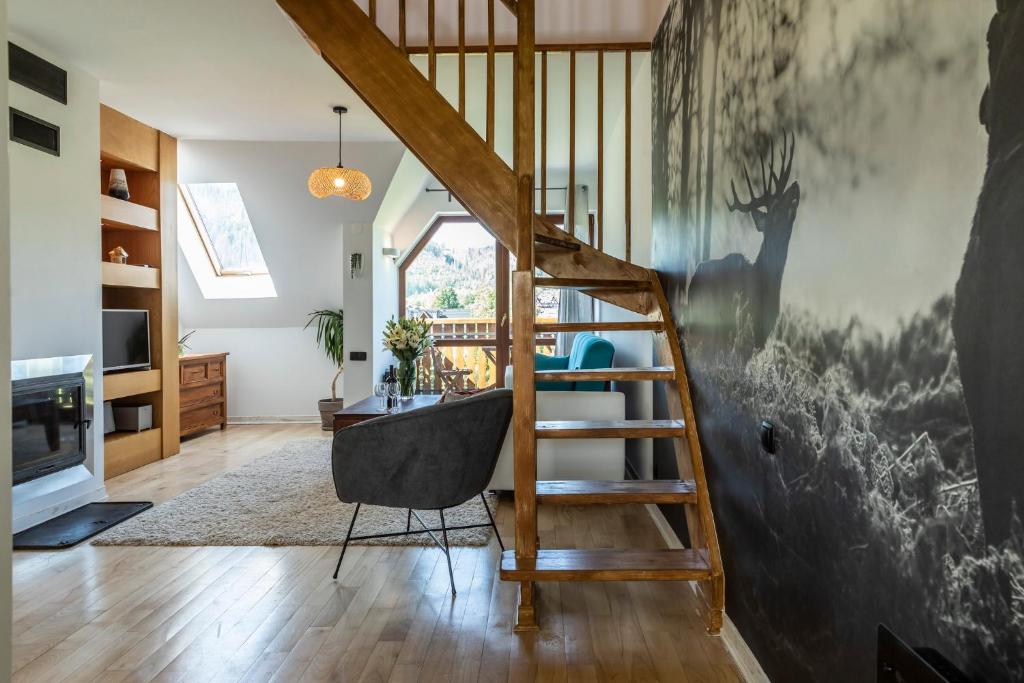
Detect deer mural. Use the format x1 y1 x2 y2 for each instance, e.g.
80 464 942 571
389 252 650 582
952 0 1024 546
687 132 800 358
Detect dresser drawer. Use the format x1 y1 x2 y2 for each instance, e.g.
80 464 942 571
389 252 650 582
180 362 210 385
180 381 223 409
181 402 223 434
208 360 224 379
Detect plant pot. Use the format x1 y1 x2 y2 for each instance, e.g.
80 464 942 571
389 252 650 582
318 398 345 431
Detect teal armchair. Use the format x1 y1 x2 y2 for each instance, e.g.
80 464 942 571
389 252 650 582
535 333 615 391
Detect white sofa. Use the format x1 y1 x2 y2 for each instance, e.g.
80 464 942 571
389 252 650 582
487 389 626 490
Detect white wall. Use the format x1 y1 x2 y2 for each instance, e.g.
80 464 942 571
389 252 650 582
9 36 106 530
342 223 375 403
1 0 14 670
178 141 403 418
184 327 338 419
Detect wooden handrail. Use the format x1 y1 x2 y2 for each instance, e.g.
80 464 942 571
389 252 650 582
405 42 651 55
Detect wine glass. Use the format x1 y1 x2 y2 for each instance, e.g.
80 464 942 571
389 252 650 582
373 382 388 410
387 381 401 412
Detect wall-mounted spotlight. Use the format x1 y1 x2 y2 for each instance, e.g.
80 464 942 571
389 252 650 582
382 247 400 259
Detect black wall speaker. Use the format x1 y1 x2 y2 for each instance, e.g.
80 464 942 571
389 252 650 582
8 42 67 104
9 108 60 156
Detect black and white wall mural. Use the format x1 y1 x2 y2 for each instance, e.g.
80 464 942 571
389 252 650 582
651 0 1023 680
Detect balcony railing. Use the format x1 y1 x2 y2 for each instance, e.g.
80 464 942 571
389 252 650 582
415 317 556 392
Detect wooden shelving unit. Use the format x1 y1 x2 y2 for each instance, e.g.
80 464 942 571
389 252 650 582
101 262 160 289
104 369 162 401
104 428 163 479
101 195 158 232
100 104 179 479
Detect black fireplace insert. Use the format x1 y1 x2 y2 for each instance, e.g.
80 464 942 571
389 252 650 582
12 370 89 485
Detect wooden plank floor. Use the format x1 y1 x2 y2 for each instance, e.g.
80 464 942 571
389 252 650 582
13 424 740 682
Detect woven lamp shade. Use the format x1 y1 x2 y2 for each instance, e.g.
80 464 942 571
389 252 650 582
308 166 372 201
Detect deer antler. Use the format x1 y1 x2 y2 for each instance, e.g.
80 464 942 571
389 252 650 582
726 130 795 215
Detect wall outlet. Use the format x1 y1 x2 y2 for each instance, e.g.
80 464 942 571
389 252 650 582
760 420 776 454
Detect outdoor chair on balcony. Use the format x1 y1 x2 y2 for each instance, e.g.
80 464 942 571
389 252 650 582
330 389 513 595
429 345 476 392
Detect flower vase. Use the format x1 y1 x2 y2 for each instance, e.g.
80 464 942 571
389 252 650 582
398 359 416 399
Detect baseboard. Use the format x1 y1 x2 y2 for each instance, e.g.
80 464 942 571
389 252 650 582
228 416 320 425
644 504 770 683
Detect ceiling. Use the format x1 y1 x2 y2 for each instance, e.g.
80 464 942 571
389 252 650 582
8 0 668 142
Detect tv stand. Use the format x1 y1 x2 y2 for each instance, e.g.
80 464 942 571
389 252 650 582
99 105 179 479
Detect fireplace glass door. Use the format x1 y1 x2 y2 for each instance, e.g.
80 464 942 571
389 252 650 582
12 378 87 485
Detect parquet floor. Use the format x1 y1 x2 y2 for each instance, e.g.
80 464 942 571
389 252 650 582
13 424 740 682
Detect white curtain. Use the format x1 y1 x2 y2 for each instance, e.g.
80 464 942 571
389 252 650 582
555 185 594 355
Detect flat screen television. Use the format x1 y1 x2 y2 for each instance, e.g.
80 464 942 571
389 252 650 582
102 309 151 372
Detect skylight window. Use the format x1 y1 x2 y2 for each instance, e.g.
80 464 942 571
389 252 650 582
180 183 269 276
177 183 276 300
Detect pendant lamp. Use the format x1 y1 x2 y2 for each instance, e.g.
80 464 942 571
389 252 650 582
308 106 372 200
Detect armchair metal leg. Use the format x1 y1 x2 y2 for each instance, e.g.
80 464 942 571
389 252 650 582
333 503 361 580
480 493 504 552
406 508 412 532
438 508 456 596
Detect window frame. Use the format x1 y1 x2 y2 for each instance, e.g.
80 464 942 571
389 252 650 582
179 182 270 278
397 213 592 388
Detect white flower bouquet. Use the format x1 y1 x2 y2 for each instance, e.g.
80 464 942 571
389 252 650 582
383 317 434 397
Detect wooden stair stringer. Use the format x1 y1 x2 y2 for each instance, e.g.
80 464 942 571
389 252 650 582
276 0 654 315
648 274 725 634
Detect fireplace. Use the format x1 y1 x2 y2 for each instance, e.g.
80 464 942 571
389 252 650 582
12 355 93 486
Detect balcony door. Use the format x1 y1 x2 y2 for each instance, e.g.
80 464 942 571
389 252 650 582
399 214 590 392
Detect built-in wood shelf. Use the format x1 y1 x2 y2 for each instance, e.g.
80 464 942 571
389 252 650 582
104 428 162 480
104 369 161 401
101 195 158 232
101 262 160 289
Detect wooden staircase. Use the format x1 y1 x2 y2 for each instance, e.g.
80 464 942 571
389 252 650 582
277 0 725 634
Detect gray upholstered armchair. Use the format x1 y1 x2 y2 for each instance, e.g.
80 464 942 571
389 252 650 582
331 389 513 594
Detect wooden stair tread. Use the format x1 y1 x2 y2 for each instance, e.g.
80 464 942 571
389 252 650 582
537 479 697 504
534 321 663 333
500 549 711 581
536 420 686 438
535 366 675 382
535 277 651 290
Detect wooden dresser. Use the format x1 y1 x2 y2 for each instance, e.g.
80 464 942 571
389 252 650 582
179 352 229 437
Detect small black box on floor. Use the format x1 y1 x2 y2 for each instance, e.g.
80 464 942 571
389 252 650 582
13 502 153 549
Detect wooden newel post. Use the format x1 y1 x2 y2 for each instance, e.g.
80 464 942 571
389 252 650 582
511 269 537 631
512 0 538 633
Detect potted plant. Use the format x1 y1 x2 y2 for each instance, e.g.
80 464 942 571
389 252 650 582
382 316 433 399
306 308 345 430
177 330 196 356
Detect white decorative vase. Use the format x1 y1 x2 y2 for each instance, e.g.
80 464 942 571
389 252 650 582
108 168 130 200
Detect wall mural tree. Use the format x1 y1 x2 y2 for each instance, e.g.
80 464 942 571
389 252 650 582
652 0 1024 680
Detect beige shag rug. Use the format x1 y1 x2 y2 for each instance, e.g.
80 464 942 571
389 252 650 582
93 438 497 547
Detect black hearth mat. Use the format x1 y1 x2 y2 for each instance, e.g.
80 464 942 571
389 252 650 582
14 502 153 549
